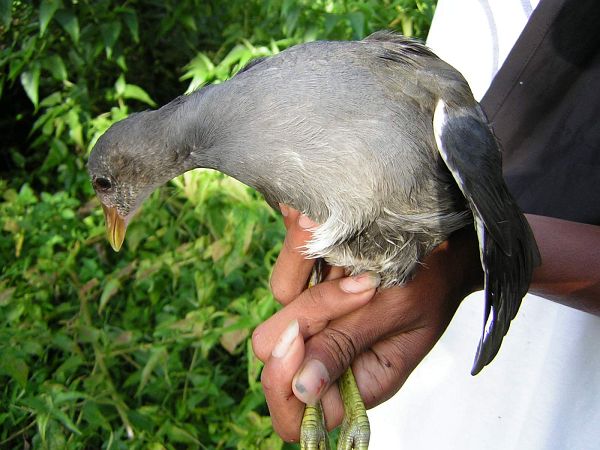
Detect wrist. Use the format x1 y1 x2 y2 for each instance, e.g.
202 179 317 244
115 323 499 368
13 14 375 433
427 225 482 304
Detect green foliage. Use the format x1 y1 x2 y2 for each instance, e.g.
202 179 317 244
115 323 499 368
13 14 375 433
0 173 285 449
1 0 436 448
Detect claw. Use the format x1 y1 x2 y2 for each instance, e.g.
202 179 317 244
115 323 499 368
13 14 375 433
338 417 370 450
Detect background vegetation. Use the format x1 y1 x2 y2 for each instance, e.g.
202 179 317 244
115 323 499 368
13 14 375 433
0 1 436 448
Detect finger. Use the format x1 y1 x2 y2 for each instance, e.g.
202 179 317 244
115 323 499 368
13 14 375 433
291 288 421 405
267 327 438 442
325 265 345 281
271 209 321 305
269 327 437 441
278 203 298 229
353 327 436 409
261 320 306 442
262 320 349 441
252 272 381 362
287 329 432 435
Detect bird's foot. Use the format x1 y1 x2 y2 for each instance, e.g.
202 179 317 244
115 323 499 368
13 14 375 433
301 402 330 450
337 413 370 450
337 368 370 450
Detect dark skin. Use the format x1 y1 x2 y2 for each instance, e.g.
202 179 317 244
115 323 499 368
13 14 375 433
251 207 600 442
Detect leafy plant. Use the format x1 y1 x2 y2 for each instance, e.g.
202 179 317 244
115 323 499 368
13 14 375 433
1 0 436 448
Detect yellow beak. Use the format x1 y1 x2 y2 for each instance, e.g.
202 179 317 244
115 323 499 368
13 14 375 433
101 204 127 252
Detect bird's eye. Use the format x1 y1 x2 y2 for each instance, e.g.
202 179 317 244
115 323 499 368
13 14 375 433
94 177 112 191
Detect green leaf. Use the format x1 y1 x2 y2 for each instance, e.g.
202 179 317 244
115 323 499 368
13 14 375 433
122 11 139 42
18 183 38 205
21 396 48 414
0 350 29 388
137 346 168 395
55 10 79 44
49 407 82 435
65 109 84 148
348 11 365 39
324 13 340 35
43 55 67 81
284 5 300 35
44 420 67 448
101 21 122 59
123 83 157 107
126 409 154 432
99 278 120 314
82 402 110 430
39 91 63 107
215 44 251 80
55 355 84 381
39 0 59 35
180 53 215 93
0 0 11 29
163 422 199 445
53 391 88 406
77 325 100 343
114 74 126 96
20 64 41 107
41 139 68 172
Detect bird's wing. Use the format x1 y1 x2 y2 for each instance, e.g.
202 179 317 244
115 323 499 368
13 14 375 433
433 99 541 375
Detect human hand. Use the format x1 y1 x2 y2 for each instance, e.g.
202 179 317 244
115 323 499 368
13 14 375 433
252 206 481 442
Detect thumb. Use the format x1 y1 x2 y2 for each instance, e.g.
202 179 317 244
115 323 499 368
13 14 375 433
292 320 370 405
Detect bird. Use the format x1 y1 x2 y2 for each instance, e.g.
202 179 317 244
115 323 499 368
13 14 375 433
88 31 540 450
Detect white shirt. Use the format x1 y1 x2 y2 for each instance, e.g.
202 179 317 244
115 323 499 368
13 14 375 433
369 1 600 449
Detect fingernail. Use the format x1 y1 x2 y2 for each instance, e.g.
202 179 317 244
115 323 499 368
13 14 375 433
340 271 381 293
298 214 318 230
293 360 330 404
279 203 290 217
271 320 299 358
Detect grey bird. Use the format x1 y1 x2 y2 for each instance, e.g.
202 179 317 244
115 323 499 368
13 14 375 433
88 31 540 449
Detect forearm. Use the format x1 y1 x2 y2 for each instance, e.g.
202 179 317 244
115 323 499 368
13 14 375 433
526 214 600 314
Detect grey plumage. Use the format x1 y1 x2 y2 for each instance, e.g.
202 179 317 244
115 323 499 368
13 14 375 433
88 31 540 373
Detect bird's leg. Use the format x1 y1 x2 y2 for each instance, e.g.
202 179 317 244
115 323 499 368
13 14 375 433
299 369 370 450
301 402 330 450
300 259 331 450
337 367 370 450
298 259 370 450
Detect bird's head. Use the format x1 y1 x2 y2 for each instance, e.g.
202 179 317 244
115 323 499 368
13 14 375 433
88 110 191 251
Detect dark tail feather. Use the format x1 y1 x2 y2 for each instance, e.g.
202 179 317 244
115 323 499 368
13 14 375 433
471 198 541 375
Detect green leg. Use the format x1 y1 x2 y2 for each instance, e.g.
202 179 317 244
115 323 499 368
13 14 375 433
301 402 330 450
337 367 370 450
299 259 370 449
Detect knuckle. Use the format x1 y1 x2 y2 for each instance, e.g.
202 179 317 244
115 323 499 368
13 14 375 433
385 331 425 375
365 332 425 394
251 327 267 362
319 327 358 373
260 367 272 392
260 364 279 396
304 284 326 309
269 275 294 305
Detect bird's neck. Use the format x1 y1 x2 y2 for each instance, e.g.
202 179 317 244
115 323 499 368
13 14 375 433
154 83 276 195
156 84 249 173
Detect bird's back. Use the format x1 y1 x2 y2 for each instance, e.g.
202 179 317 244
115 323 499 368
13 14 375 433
197 33 473 285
